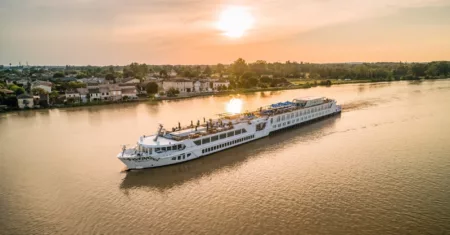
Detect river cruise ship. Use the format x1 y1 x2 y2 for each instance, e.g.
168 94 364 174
118 96 341 169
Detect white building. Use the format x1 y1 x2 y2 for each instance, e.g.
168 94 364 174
77 88 89 103
109 85 122 101
17 94 34 109
213 81 230 90
88 87 101 101
193 80 211 92
121 86 138 99
162 79 194 93
65 90 81 102
31 81 52 93
99 86 110 100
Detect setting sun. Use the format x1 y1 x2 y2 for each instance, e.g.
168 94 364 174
216 6 254 38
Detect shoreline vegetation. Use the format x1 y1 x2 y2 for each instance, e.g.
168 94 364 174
1 78 448 113
1 58 449 112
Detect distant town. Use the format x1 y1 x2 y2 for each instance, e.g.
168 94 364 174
0 59 449 111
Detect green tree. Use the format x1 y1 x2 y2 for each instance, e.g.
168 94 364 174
105 73 116 83
146 82 158 95
250 60 267 75
53 72 65 78
159 70 168 78
8 84 25 95
410 63 426 77
232 58 248 77
204 66 212 76
68 81 86 89
216 63 225 74
31 87 48 95
166 87 179 97
49 91 59 104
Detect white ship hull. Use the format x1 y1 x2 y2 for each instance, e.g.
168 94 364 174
118 99 341 170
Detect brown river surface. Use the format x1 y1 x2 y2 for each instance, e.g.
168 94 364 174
1 80 450 234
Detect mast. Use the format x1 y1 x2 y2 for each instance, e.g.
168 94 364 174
153 124 163 141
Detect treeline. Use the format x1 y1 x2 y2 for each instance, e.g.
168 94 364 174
2 59 449 83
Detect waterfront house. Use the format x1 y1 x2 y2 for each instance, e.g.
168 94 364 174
39 94 50 107
76 88 89 103
88 87 101 101
17 94 34 109
213 81 230 90
163 78 194 93
99 86 110 101
31 81 52 93
120 86 138 99
108 85 122 101
193 80 211 92
65 90 81 102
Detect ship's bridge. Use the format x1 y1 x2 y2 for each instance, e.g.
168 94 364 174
138 135 185 155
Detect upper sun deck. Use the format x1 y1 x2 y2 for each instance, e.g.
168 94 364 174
139 135 180 146
139 97 334 145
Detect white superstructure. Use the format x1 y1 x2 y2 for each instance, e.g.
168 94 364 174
117 97 341 169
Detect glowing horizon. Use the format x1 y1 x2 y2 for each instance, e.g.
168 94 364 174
0 0 449 65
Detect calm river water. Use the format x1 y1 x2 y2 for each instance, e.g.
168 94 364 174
1 80 450 234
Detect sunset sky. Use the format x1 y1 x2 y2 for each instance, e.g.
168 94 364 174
1 0 449 65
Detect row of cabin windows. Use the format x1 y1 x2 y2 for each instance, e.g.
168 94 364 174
272 104 332 124
171 153 192 161
202 135 255 154
193 129 248 146
272 111 331 129
150 144 186 154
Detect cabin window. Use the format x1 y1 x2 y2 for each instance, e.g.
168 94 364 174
227 131 235 137
242 129 247 133
291 113 294 119
162 147 166 151
276 116 280 122
172 157 176 160
167 146 172 151
287 121 290 124
235 129 242 135
270 118 273 124
211 135 219 142
178 156 181 160
278 124 281 127
194 140 201 145
282 115 285 121
202 138 210 144
202 149 205 153
183 156 185 159
155 148 160 152
220 133 227 139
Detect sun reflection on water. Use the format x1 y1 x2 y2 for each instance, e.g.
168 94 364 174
225 98 243 114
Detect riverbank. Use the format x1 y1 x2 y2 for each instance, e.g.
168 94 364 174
1 78 448 112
